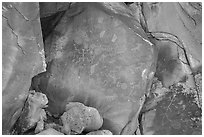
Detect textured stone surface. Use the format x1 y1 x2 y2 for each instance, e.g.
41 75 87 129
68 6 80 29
36 128 64 135
12 92 48 134
2 2 45 134
139 3 202 134
39 2 71 40
35 2 156 134
3 2 201 135
142 82 202 135
194 73 202 108
61 102 103 134
39 2 70 18
86 130 113 135
154 40 188 87
142 2 202 71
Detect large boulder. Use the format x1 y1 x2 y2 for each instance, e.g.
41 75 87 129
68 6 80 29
34 2 157 134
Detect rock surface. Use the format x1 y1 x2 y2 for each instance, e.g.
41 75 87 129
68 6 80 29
154 39 189 87
39 2 70 18
2 2 201 135
36 128 64 135
2 2 46 134
61 102 103 134
142 81 202 135
35 2 156 134
12 91 48 134
86 130 113 135
142 2 202 71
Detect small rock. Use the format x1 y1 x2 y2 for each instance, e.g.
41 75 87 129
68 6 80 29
15 91 48 133
61 102 103 134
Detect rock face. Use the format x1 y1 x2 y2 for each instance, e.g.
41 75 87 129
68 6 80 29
2 2 45 134
61 102 103 134
135 3 202 135
141 79 202 135
139 2 202 88
39 2 71 40
35 2 156 135
142 2 202 71
2 2 202 135
154 39 189 87
39 2 70 18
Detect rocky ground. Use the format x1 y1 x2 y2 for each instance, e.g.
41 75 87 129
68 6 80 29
2 2 202 135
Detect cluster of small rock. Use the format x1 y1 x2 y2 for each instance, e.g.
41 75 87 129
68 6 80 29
13 91 112 135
